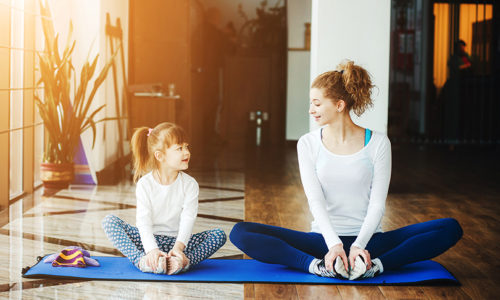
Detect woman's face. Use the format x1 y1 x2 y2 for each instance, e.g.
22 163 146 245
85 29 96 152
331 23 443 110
309 88 339 126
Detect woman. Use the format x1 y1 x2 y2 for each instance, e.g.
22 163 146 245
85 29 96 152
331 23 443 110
230 60 462 280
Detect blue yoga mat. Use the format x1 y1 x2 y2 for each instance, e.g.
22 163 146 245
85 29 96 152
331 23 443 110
23 256 459 285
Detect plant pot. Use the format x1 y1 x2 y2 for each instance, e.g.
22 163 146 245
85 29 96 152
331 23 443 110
40 162 74 191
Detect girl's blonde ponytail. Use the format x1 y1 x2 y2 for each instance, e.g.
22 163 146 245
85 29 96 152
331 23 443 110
131 127 151 182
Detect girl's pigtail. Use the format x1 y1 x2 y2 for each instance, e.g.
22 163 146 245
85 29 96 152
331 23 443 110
131 127 151 182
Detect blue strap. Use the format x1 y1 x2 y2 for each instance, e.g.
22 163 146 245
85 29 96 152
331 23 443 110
323 127 371 146
364 129 372 146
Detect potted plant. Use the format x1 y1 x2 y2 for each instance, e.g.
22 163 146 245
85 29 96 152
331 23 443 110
36 1 114 191
237 0 286 50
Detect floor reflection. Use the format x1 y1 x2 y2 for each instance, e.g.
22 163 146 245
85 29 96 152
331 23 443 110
0 170 245 299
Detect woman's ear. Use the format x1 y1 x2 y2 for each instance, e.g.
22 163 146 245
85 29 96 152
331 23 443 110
336 99 347 113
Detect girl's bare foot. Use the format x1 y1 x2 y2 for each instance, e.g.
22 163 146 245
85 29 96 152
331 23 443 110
156 256 167 274
167 256 183 275
138 255 167 274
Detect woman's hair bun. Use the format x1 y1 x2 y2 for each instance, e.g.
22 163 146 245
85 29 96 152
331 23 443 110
337 60 374 116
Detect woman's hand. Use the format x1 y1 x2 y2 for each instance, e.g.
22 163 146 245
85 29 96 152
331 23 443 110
349 246 371 269
168 242 190 268
324 244 348 272
145 248 168 270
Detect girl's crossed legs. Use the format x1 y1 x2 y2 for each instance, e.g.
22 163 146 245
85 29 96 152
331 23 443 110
102 214 227 269
229 218 463 272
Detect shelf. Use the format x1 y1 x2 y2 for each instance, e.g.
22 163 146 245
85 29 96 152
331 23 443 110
133 92 180 99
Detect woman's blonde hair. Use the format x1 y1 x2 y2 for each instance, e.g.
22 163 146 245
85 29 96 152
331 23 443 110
130 122 187 182
311 60 374 116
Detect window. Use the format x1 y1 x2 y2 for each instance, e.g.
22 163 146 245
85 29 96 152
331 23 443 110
9 1 24 198
0 0 44 213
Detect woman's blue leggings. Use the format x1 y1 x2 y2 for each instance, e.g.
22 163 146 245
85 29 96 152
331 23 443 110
230 218 462 272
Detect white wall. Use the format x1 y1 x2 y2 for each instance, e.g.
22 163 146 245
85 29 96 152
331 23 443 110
287 0 311 48
286 51 310 140
49 0 129 181
310 0 391 133
100 0 130 172
286 0 311 140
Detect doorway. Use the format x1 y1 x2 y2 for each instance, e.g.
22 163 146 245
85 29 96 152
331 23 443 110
129 0 288 169
198 1 288 155
433 2 495 144
388 0 498 146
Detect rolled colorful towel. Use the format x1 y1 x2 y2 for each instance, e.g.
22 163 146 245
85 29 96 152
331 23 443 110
44 246 100 267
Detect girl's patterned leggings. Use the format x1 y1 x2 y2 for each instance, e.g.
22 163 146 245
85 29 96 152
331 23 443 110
102 214 227 269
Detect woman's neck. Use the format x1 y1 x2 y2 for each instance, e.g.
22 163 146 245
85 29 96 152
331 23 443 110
323 113 360 144
155 166 179 185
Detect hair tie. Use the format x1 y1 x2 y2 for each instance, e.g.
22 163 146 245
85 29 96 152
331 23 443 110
147 128 153 137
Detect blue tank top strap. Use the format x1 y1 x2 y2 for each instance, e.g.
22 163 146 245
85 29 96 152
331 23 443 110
323 127 371 146
364 128 372 146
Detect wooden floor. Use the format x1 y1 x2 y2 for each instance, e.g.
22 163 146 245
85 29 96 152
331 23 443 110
244 143 500 299
1 142 498 299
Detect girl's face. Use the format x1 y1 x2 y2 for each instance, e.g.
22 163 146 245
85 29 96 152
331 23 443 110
309 88 340 126
156 142 190 171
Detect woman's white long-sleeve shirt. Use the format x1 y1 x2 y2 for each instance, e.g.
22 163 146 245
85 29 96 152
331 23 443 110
297 127 391 250
135 171 199 254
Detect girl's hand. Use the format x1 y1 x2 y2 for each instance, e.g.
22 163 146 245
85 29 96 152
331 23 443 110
349 246 372 269
169 248 190 268
324 244 348 272
168 241 190 268
145 248 168 270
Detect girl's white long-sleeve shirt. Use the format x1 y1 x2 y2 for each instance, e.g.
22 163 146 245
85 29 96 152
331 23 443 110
297 127 391 250
135 171 199 254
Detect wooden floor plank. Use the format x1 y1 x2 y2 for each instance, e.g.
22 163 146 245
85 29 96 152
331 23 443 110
295 285 342 300
378 286 428 300
419 286 472 300
254 284 299 300
459 278 500 299
245 284 256 300
337 285 386 300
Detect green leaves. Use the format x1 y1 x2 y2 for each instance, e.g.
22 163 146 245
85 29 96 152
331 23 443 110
35 0 113 164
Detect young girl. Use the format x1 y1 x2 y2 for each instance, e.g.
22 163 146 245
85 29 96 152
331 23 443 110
230 60 462 280
102 122 227 274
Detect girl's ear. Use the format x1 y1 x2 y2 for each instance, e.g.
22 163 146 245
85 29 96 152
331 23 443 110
154 150 163 162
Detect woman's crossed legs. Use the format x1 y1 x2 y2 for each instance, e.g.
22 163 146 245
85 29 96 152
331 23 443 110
230 218 462 273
